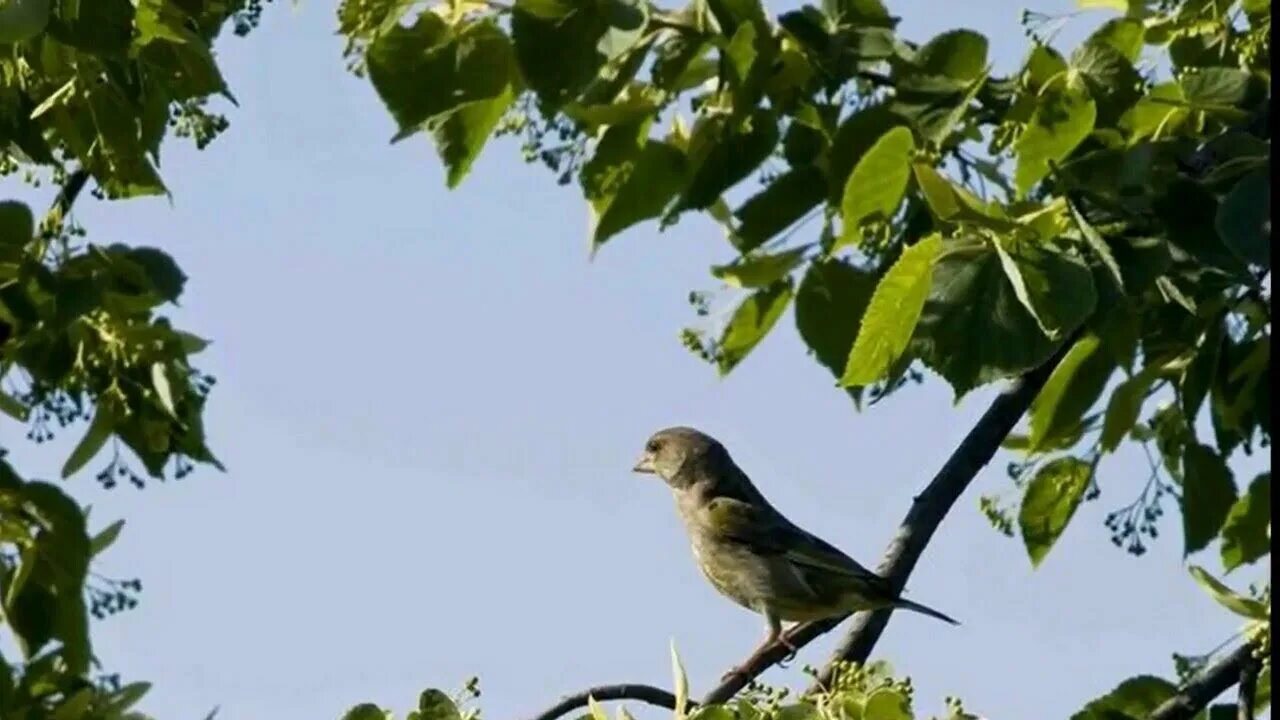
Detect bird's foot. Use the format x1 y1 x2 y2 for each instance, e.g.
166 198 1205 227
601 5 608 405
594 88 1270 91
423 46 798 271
775 634 799 667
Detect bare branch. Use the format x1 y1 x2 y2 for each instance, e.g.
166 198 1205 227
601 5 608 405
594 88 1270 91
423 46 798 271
525 684 688 720
1148 643 1259 720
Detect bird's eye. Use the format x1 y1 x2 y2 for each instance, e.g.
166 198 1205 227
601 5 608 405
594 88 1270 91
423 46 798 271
646 440 661 453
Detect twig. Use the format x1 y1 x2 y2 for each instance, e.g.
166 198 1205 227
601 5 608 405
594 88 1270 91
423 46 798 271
525 684 688 720
48 167 90 228
1148 642 1259 720
696 336 1080 704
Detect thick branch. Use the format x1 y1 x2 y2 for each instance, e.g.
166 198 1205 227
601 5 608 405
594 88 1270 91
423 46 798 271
1149 643 1259 720
697 338 1077 703
1238 654 1260 720
525 684 687 720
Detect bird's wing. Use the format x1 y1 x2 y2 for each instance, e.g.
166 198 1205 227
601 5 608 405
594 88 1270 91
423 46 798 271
704 497 884 586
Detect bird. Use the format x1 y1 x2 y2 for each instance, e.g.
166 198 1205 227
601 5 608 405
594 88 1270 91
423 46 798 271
631 426 958 679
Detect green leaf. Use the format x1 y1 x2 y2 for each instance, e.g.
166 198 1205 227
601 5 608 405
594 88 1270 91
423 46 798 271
1156 180 1250 278
512 0 608 109
89 519 125 558
1068 201 1125 293
62 408 114 479
671 640 689 719
83 84 166 197
1070 676 1178 720
712 247 808 288
840 234 941 387
1182 443 1237 556
581 124 686 253
587 696 609 720
1122 82 1190 141
1181 316 1224 422
417 689 461 720
101 681 151 715
1220 472 1270 572
862 687 912 720
838 126 914 248
911 238 1059 397
1028 335 1116 453
1100 366 1159 452
0 390 29 422
795 259 877 389
733 167 826 253
1179 68 1260 110
717 280 793 375
1188 565 1269 619
342 705 389 720
433 85 517 189
0 200 35 247
1019 456 1093 567
0 0 50 44
911 164 1018 230
827 105 911 205
1014 83 1096 197
913 29 988 82
1215 168 1270 268
1086 18 1145 62
115 246 188 303
672 109 779 215
993 239 1097 340
151 362 177 417
369 18 515 140
1070 41 1143 126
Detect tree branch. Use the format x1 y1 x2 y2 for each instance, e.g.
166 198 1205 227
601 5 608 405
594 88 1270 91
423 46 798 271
1149 643 1260 720
1238 653 1260 720
696 337 1079 704
525 684 687 720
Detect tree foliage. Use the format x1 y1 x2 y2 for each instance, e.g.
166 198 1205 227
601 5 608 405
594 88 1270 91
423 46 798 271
1 0 265 716
339 0 1271 714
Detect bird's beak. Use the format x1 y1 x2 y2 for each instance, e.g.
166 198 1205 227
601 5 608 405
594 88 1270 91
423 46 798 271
632 454 655 474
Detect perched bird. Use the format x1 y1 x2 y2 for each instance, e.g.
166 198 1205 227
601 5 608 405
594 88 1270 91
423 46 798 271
632 426 957 677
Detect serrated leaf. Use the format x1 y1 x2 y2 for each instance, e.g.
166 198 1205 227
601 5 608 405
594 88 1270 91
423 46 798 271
1015 84 1096 196
993 239 1097 340
712 247 808 288
838 127 914 247
1188 565 1269 619
1019 456 1093 567
1068 201 1125 292
1220 472 1269 572
1182 443 1237 556
672 109 779 215
717 280 793 375
840 234 941 386
62 409 114 479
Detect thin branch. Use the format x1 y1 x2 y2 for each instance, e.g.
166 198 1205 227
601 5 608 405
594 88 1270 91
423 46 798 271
1149 642 1259 720
525 684 687 720
696 336 1080 704
48 167 91 228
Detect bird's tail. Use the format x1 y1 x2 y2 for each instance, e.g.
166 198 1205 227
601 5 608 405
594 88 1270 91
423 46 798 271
892 597 960 625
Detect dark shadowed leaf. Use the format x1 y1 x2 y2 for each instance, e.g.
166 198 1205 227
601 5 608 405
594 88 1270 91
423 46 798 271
671 109 779 215
994 238 1097 339
1215 168 1270 268
733 167 826 253
910 238 1058 397
581 123 687 252
61 408 114 479
913 29 988 82
1020 456 1092 566
1182 443 1237 556
795 259 877 389
512 0 609 109
1220 472 1270 572
1069 676 1178 720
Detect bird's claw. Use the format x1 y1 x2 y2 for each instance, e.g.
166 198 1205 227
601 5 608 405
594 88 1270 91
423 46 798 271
775 636 799 667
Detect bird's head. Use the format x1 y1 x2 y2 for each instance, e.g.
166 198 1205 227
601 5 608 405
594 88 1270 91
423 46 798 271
632 426 727 489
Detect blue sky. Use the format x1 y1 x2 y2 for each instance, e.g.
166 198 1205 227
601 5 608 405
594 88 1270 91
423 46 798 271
1 1 1271 718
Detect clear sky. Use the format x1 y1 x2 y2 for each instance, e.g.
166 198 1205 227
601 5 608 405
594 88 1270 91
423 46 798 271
1 1 1271 718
